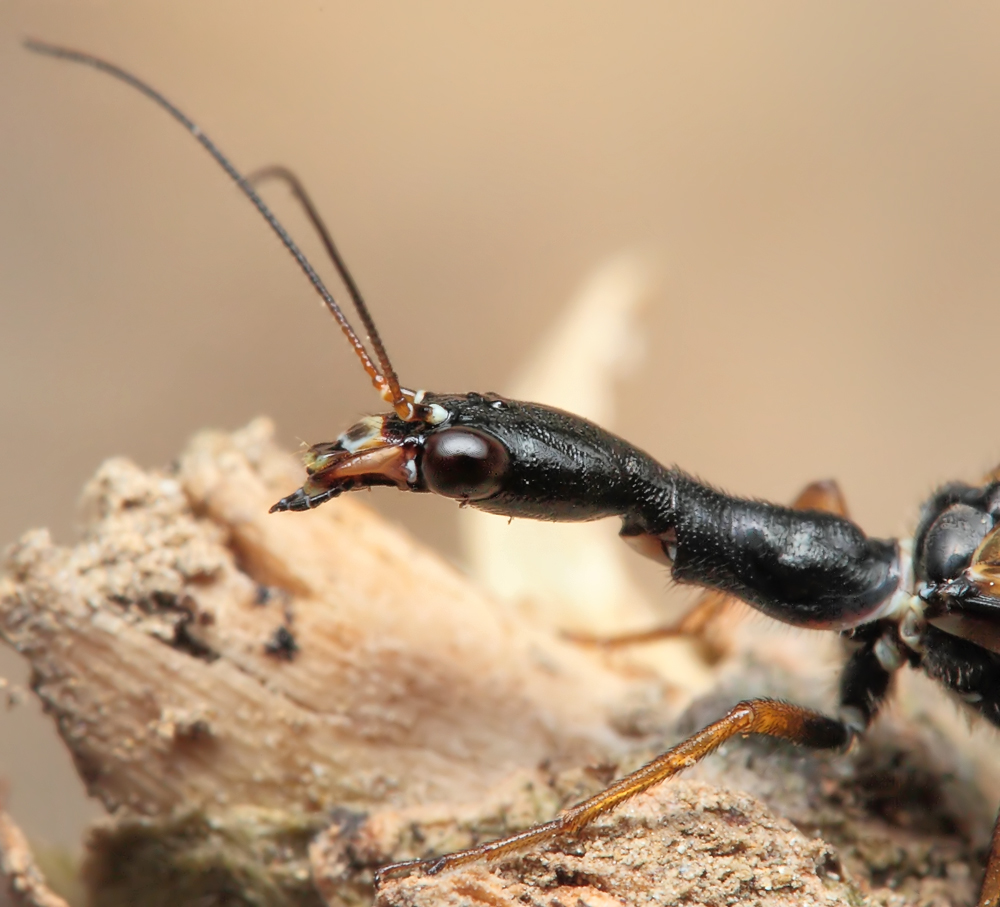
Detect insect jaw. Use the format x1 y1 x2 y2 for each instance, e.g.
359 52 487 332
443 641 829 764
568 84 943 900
269 414 433 513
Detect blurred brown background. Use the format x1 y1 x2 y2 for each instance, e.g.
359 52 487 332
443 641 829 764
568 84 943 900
1 0 1000 854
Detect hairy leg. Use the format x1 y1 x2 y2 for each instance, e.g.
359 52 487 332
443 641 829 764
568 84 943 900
375 698 850 885
377 621 898 887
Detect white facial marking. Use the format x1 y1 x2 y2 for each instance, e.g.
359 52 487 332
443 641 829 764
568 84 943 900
425 403 448 425
336 416 383 453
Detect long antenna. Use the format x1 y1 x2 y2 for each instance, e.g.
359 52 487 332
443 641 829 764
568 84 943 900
247 165 406 411
23 37 421 420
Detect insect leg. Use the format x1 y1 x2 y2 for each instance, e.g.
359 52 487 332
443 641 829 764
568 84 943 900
917 625 1000 906
981 819 1000 907
838 622 898 734
374 698 849 885
376 624 900 886
563 588 733 656
919 624 1000 723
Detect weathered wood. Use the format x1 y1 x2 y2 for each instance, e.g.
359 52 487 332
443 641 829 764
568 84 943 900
0 419 992 906
0 419 674 905
0 419 654 818
0 807 70 907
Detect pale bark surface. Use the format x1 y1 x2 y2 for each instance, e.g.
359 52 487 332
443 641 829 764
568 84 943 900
0 419 642 819
363 781 851 907
0 420 992 905
0 808 69 907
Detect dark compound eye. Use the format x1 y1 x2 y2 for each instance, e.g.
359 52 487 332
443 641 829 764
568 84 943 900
422 428 509 501
922 503 993 583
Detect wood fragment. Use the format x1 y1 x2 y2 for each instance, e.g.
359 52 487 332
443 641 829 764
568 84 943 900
0 418 993 906
0 419 673 905
0 807 70 907
0 419 651 819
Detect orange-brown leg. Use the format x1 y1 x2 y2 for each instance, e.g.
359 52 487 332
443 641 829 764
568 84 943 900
792 478 849 518
564 588 734 652
979 809 1000 906
566 479 849 653
373 698 850 886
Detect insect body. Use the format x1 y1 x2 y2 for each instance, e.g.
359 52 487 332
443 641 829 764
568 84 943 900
27 39 1000 906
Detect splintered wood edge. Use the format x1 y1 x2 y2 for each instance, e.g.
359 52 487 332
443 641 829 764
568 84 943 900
0 808 69 907
0 419 651 820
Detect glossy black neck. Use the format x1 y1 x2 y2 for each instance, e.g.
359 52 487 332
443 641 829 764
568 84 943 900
657 474 899 629
439 394 901 631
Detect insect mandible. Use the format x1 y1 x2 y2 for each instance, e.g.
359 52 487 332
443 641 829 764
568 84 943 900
26 38 1000 906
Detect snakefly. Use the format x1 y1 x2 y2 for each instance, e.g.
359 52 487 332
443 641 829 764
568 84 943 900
25 38 1000 906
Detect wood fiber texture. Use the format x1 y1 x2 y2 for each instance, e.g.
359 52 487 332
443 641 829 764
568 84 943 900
0 420 991 905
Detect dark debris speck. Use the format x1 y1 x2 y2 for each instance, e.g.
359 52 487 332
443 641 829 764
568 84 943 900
264 625 299 661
